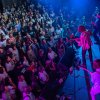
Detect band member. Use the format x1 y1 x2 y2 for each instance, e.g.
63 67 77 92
81 59 100 100
75 26 93 67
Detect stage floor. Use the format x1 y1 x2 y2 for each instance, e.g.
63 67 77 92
59 37 100 100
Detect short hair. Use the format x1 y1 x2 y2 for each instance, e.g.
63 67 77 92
93 59 100 69
78 26 86 33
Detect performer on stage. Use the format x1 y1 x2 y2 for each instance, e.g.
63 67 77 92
75 26 93 67
81 59 100 100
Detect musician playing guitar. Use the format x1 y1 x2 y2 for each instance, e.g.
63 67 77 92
74 26 93 67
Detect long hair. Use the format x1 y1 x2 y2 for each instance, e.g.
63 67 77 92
78 26 86 33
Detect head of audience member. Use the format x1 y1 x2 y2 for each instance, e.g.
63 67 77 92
78 25 86 33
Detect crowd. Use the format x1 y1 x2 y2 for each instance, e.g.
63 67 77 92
0 1 100 100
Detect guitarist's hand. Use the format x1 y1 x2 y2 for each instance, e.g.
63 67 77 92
74 38 80 43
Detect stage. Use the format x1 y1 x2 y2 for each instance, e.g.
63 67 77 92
59 36 100 100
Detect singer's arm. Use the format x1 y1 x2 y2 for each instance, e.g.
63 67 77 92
80 67 93 75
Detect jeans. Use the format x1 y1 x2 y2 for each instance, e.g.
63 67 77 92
82 47 93 66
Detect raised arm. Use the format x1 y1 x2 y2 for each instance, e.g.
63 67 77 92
80 67 93 75
74 38 80 43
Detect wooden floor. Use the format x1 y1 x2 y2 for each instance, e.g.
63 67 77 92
59 37 100 100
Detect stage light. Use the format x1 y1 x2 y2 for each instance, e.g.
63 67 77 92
70 0 88 10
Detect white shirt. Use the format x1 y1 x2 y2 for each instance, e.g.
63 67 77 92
12 49 19 61
0 40 6 47
48 40 55 48
91 69 100 87
39 71 48 82
0 72 8 81
0 29 5 36
90 68 100 96
23 92 35 100
48 51 56 60
56 28 63 35
7 85 15 95
5 62 15 72
5 35 9 39
49 27 54 33
2 92 11 100
23 60 29 66
47 20 53 25
18 80 27 93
